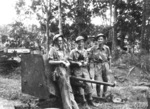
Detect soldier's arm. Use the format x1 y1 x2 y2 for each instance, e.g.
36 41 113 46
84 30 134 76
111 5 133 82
83 50 89 66
48 47 64 65
106 46 112 66
68 50 82 66
49 60 64 65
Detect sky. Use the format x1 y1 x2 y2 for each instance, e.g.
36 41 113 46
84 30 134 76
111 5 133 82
0 0 17 25
0 0 111 26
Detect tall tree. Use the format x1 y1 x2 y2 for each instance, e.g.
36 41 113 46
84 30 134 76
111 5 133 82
114 0 143 48
58 0 62 34
141 0 146 50
31 0 53 52
15 0 112 46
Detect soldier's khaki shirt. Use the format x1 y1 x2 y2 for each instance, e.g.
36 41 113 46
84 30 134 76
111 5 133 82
88 45 111 63
69 48 88 62
48 46 68 61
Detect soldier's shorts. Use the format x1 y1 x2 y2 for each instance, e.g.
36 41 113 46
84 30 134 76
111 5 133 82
72 67 92 95
89 62 108 82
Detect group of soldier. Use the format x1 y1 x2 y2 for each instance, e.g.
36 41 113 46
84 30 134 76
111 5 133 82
48 33 112 109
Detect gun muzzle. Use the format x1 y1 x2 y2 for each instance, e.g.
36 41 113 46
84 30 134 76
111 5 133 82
70 76 115 87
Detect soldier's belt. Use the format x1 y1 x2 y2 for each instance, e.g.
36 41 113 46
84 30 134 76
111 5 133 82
80 65 88 68
90 60 108 63
90 61 103 64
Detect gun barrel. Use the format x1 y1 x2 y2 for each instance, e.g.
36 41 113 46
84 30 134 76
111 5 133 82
71 76 115 87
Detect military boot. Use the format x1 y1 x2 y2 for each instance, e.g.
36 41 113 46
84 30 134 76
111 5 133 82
83 102 90 109
81 95 90 109
87 93 97 107
102 85 108 98
96 84 101 97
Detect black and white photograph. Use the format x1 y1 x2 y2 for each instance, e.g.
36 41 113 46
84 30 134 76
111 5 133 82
0 0 150 109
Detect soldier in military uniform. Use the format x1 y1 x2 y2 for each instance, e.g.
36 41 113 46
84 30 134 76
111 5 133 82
69 36 96 109
88 33 111 98
86 35 97 80
48 34 79 109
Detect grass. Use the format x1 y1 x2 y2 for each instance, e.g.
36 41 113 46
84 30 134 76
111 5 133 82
0 53 150 109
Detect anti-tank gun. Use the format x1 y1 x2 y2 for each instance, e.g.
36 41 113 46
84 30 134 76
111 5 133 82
20 53 115 108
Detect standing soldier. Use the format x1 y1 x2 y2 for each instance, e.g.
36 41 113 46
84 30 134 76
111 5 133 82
88 33 111 98
86 35 97 80
48 34 79 109
69 36 96 109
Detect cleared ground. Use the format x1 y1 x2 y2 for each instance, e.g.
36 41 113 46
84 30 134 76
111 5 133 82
0 65 149 109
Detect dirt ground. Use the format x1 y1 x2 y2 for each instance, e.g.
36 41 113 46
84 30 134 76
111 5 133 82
0 65 150 109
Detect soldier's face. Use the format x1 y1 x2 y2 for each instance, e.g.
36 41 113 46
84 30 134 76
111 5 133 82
98 37 104 45
77 40 84 48
57 37 63 48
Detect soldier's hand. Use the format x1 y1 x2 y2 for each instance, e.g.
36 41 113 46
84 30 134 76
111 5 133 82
77 62 82 66
65 61 70 67
82 61 88 66
62 61 70 67
61 61 66 65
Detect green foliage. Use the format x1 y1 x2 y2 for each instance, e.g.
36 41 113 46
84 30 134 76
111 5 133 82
15 0 26 14
8 21 41 48
14 0 110 41
13 0 146 51
115 0 143 44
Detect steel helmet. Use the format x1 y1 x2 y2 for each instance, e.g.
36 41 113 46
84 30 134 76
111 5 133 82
96 33 106 39
75 36 84 42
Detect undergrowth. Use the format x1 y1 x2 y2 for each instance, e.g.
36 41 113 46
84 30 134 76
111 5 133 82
113 51 150 74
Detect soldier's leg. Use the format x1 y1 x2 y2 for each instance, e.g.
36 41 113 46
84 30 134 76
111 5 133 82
82 68 93 100
104 62 112 74
95 76 102 97
73 69 87 103
82 68 92 95
57 67 72 109
95 64 103 97
67 78 79 109
75 74 90 109
83 68 98 107
102 63 109 97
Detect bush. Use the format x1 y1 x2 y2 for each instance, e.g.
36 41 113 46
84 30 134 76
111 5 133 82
113 51 150 73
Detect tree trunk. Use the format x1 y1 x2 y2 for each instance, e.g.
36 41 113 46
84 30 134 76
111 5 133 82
77 0 84 35
46 14 50 53
58 0 63 35
145 0 150 53
112 5 117 51
141 0 146 50
46 0 51 53
109 0 113 26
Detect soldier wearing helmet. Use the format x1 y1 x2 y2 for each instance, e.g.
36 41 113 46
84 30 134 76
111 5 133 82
48 34 79 109
88 33 111 98
69 36 96 109
86 35 96 50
